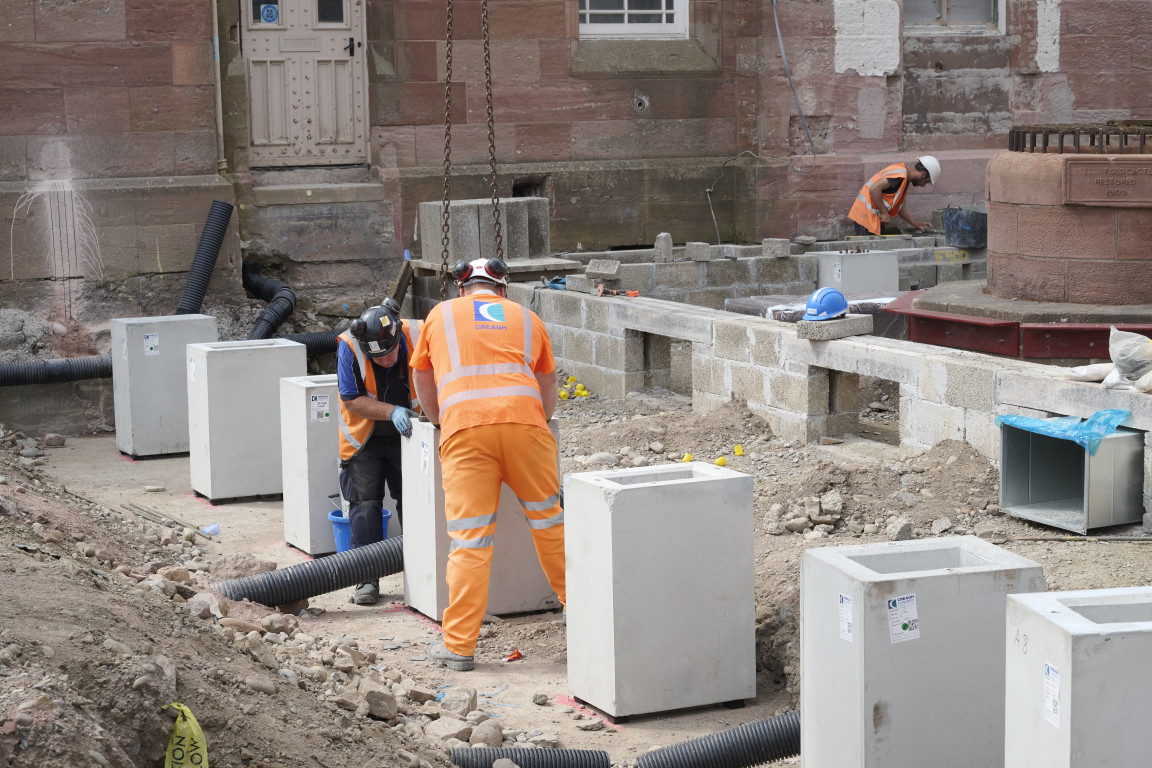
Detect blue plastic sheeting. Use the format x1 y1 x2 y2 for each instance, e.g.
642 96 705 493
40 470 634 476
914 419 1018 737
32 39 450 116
995 409 1132 457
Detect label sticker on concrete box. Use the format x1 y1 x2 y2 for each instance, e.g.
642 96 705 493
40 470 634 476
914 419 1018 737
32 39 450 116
310 394 329 422
1043 662 1060 727
121 336 128 360
886 593 920 643
421 441 431 474
839 594 853 642
143 333 159 356
188 357 196 383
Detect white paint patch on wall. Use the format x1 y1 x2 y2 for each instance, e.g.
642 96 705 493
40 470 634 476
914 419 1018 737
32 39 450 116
833 0 901 77
1035 0 1061 73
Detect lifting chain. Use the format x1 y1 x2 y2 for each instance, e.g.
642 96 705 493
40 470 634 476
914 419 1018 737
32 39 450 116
439 0 502 300
438 0 455 300
480 0 503 262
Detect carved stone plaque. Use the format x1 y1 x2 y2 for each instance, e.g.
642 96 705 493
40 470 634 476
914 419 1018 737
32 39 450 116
1064 157 1152 207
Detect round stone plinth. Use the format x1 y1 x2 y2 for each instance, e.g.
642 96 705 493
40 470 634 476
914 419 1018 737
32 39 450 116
986 150 1152 304
915 280 1152 325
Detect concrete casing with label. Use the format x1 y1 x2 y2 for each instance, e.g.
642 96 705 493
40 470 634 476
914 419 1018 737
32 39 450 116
280 375 340 555
814 250 899 295
564 462 756 717
401 418 561 620
1005 588 1152 767
186 339 306 501
801 537 1045 768
111 315 218 456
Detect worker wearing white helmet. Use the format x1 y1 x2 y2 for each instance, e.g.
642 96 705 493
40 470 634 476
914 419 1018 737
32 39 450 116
848 155 940 236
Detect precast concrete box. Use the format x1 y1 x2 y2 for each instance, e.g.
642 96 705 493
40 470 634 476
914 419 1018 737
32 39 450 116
801 537 1045 768
815 250 898 295
1005 588 1152 768
401 418 561 620
111 315 218 456
564 462 755 717
280 375 340 555
187 339 306 502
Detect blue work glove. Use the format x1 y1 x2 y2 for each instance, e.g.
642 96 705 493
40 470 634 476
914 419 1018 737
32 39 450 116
390 406 415 438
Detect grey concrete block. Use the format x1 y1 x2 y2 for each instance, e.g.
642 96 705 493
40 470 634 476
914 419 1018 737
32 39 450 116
749 324 782 368
687 242 711 262
937 263 963 283
796 255 818 282
900 397 965 450
587 259 622 280
704 258 753 286
549 290 584 328
655 233 673 263
618 263 654 291
901 264 938 291
713 320 751 362
730 363 767 404
525 197 550 258
594 334 640 371
796 314 874 341
493 199 530 261
766 370 814 413
762 238 791 259
564 330 596 368
943 363 996 411
652 261 703 290
565 274 598 294
584 300 609 334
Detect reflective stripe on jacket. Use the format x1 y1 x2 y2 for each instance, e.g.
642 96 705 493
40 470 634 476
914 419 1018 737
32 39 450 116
336 320 422 461
414 293 553 442
848 163 909 236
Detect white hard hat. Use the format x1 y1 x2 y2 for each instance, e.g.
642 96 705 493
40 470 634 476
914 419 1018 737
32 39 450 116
917 155 941 186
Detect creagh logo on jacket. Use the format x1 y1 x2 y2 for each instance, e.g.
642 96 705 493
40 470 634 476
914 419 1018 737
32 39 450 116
472 300 507 329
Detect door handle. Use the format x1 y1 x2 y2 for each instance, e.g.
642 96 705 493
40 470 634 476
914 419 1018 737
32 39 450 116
345 37 355 57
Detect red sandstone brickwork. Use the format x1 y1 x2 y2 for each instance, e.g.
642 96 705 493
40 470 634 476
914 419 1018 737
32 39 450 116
0 0 215 179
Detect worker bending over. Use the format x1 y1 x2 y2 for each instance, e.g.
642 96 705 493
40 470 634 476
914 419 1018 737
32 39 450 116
411 257 565 671
336 298 420 605
848 155 940 236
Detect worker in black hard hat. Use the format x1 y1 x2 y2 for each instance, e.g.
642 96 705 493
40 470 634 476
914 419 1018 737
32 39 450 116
335 298 423 605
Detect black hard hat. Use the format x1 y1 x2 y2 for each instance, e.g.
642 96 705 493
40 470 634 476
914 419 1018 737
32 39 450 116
349 299 401 358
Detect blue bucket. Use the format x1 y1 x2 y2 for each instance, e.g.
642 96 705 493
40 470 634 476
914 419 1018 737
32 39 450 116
328 509 392 554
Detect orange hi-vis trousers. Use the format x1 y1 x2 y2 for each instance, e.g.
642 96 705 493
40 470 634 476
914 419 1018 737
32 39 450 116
439 422 566 656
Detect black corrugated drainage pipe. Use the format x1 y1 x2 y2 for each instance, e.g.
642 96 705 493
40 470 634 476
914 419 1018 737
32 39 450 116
451 748 610 768
242 264 297 340
635 710 800 768
0 354 112 387
213 537 403 607
175 200 234 315
283 330 339 356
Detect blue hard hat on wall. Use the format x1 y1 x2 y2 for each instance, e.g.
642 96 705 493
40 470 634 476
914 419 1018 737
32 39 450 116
803 287 849 321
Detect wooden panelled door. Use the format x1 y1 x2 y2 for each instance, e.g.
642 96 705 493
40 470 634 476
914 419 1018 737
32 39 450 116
244 0 368 166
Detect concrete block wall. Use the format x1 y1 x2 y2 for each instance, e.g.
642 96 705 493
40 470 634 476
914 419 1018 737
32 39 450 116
503 286 1151 517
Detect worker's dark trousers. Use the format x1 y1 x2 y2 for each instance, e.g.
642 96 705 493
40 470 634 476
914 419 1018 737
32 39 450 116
339 435 403 550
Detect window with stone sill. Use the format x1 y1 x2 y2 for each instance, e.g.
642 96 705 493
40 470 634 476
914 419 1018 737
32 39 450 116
578 0 688 40
904 0 1001 32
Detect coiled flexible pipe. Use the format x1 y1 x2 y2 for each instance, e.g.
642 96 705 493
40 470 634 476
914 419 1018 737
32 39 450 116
242 265 298 340
213 537 403 607
175 200 234 315
636 709 800 768
0 354 112 387
451 748 610 768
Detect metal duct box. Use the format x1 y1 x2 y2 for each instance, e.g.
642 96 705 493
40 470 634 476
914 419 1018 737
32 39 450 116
401 419 561 621
565 462 755 717
186 339 306 502
802 537 1045 768
1006 588 1152 768
1000 421 1144 534
111 315 218 456
814 250 899 295
280 374 340 555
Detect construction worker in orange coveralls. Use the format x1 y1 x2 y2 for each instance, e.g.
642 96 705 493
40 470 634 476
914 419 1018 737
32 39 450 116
848 155 940 236
410 257 565 672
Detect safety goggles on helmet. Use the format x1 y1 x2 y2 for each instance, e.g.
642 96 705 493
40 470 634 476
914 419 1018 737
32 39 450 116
350 299 402 358
452 257 509 287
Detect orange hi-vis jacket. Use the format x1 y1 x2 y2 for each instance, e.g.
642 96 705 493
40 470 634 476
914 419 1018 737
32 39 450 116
409 291 555 443
848 163 910 236
336 319 422 461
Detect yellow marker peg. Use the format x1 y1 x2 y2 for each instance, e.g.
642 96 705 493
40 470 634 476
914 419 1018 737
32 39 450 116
682 453 693 462
734 445 744 456
559 390 569 399
567 376 576 384
715 456 727 466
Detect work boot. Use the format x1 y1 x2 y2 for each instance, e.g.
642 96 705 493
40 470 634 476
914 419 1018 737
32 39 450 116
353 582 379 605
428 642 474 671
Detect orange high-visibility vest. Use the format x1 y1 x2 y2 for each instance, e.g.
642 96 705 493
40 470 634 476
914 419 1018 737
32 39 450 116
410 292 554 443
848 163 910 236
337 319 422 461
